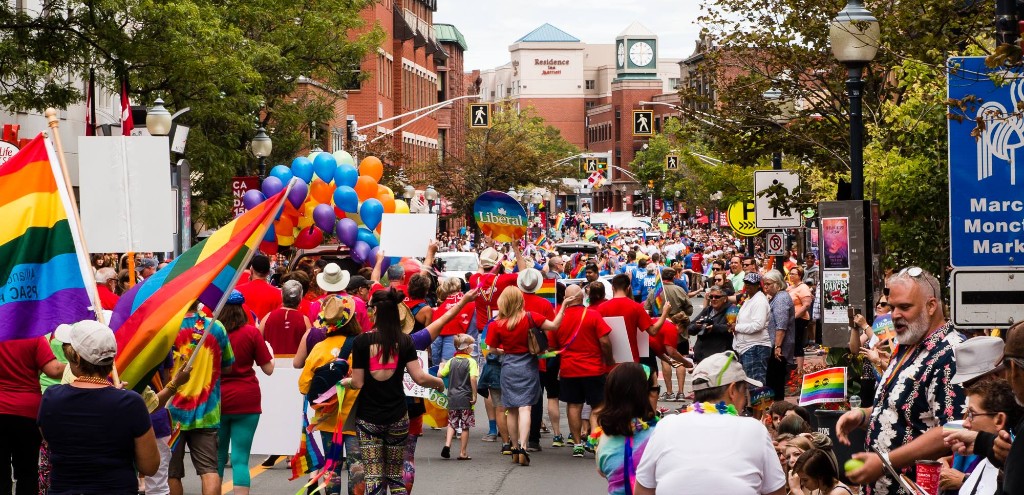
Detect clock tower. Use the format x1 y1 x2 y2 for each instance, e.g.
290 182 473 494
615 21 658 79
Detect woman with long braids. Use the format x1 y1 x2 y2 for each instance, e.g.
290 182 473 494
346 288 444 495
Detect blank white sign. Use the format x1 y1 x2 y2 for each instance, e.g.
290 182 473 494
78 136 173 252
379 213 437 258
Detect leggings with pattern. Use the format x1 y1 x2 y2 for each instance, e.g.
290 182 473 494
356 416 410 495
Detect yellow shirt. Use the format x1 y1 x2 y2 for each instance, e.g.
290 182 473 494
299 334 360 434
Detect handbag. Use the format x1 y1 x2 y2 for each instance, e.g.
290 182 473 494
525 313 549 356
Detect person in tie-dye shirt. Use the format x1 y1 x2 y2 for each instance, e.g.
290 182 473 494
592 363 660 495
168 300 235 495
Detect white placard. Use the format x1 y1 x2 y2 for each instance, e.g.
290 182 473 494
637 330 650 358
604 316 635 363
251 358 304 455
403 350 431 398
78 136 174 252
379 213 437 258
754 170 801 228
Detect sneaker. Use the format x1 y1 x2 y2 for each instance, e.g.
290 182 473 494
441 446 451 459
481 433 498 442
675 392 685 401
527 441 542 452
552 435 565 447
584 443 595 454
572 445 585 458
260 455 281 467
501 443 513 455
566 435 576 446
660 391 673 401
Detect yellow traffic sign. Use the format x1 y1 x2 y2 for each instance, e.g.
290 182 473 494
728 200 763 237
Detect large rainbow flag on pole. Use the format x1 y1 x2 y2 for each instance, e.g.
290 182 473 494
0 133 96 341
798 367 847 406
111 186 290 388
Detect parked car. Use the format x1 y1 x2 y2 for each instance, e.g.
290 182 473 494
434 251 478 280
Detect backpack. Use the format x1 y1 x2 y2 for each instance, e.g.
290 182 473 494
525 313 549 356
306 335 356 403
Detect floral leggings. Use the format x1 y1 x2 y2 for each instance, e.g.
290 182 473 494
357 416 410 495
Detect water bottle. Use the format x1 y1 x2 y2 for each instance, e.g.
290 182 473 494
849 395 862 409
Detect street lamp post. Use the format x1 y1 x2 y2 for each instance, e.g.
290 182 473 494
425 185 439 213
830 0 879 201
251 127 273 179
147 98 190 258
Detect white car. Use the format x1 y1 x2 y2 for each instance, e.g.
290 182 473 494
434 251 479 280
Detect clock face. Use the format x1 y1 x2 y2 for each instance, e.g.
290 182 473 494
629 41 654 67
617 42 625 67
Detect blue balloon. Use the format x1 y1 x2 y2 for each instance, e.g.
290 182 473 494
356 227 379 248
268 165 293 185
333 185 359 213
261 176 284 198
359 198 384 230
262 225 276 242
334 164 359 188
290 157 314 183
312 153 338 183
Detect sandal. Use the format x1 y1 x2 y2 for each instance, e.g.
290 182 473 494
519 448 530 467
457 456 472 460
511 447 521 464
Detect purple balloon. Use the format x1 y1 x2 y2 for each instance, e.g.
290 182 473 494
287 180 309 209
335 218 358 247
261 176 284 198
379 256 392 273
368 246 379 267
312 204 336 233
242 189 266 210
351 241 371 264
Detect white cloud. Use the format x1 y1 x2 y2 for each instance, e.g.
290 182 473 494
434 0 704 70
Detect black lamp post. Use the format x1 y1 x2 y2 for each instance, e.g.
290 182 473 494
251 127 272 179
829 0 879 201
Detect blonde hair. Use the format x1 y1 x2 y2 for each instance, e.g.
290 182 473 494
497 287 525 330
454 333 475 350
787 433 815 452
437 277 463 300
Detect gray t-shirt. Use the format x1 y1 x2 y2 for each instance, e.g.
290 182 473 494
439 355 479 410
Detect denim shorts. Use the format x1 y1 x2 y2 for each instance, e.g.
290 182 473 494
739 345 770 384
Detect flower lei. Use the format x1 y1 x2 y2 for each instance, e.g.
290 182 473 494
683 401 738 416
586 416 659 448
177 316 206 363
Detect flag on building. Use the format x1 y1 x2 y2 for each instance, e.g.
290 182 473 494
120 78 134 136
798 367 847 406
111 187 289 387
0 133 96 342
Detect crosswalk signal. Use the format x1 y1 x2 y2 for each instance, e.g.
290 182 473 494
633 110 654 136
665 154 679 170
470 104 491 128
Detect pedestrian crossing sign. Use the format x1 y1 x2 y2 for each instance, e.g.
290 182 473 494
665 154 679 170
470 104 491 128
582 157 608 173
633 110 653 136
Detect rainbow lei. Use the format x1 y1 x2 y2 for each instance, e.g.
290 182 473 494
587 416 659 448
682 401 738 416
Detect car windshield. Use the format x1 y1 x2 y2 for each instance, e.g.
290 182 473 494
439 255 477 272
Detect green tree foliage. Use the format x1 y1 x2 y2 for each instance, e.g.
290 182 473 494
413 103 578 227
0 0 383 227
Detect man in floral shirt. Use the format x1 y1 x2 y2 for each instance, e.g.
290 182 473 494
836 267 965 495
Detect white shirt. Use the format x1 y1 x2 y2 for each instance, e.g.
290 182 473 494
635 413 786 494
734 290 771 354
959 458 998 495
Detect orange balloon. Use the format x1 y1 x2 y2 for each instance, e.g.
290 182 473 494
379 194 396 214
310 179 334 204
354 175 378 201
283 201 300 217
274 216 294 236
359 156 384 182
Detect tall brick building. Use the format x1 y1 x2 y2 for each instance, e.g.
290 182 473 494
474 22 681 212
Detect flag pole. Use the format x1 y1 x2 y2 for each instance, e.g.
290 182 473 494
186 179 295 368
45 108 122 386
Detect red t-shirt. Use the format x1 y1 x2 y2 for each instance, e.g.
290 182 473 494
262 307 308 355
691 253 704 272
597 297 653 362
0 337 56 418
96 284 119 310
434 294 473 336
649 320 679 358
221 324 273 415
236 279 282 323
485 311 548 355
469 272 518 326
523 293 556 320
549 305 611 378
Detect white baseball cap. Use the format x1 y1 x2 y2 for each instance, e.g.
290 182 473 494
65 320 117 366
691 350 763 390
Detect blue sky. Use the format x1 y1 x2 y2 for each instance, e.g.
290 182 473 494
434 0 703 70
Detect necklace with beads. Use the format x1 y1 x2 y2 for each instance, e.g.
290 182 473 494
683 401 739 415
74 376 111 386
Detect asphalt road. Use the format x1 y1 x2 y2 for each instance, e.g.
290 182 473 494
182 297 708 494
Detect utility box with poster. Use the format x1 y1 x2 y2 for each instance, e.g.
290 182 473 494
817 200 879 348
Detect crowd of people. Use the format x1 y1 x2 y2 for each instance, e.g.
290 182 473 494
3 211 1024 495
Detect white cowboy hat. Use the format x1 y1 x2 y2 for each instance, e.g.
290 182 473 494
316 263 351 293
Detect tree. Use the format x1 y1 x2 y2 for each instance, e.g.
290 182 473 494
0 0 383 227
412 103 578 233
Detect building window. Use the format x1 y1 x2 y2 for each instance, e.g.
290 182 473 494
585 101 596 110
585 80 595 90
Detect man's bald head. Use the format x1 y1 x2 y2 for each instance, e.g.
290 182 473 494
564 284 584 306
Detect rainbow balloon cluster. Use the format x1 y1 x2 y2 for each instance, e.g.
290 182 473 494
240 150 411 265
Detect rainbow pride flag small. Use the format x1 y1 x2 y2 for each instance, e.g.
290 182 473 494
537 279 558 305
534 232 547 247
605 229 620 242
553 212 565 231
799 367 847 406
584 229 596 240
651 276 665 315
568 253 586 278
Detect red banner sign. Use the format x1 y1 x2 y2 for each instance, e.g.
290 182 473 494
232 176 259 217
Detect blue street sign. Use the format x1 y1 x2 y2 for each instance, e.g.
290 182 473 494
948 56 1024 267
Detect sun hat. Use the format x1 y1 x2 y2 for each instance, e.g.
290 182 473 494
691 350 763 390
479 248 500 269
517 268 544 294
316 263 351 293
952 336 1005 385
318 294 357 332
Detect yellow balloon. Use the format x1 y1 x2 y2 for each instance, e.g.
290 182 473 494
394 199 410 214
297 214 314 229
277 234 295 247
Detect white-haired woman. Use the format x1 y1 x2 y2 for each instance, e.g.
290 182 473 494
762 269 796 401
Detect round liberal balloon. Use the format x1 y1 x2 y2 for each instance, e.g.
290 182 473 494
472 190 528 243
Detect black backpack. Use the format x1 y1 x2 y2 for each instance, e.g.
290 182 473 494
305 335 356 403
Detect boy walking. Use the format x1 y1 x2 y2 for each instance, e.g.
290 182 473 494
439 334 479 460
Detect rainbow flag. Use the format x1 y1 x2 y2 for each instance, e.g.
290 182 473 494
111 186 289 388
609 245 622 255
568 253 586 278
553 212 565 231
584 229 596 240
651 275 665 315
605 229 620 242
0 133 95 341
534 232 547 247
537 279 558 305
798 367 847 406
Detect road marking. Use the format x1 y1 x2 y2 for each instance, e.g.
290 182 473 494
221 456 285 493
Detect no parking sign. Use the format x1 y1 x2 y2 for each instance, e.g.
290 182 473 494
766 232 785 256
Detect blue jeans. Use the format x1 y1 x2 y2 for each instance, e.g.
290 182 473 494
430 335 456 367
739 345 770 384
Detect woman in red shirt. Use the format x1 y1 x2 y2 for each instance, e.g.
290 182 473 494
485 287 576 466
217 291 274 495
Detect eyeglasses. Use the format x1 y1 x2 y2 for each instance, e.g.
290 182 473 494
965 410 997 421
876 301 890 308
742 262 754 267
706 294 725 300
1004 355 1024 369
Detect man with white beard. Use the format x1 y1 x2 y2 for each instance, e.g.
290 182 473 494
834 267 965 495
